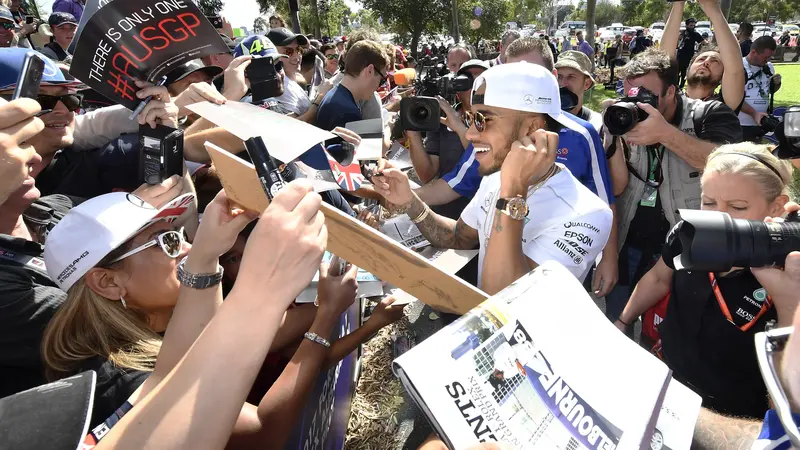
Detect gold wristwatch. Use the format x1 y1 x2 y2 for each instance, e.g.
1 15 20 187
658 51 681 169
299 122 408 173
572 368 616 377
496 196 529 221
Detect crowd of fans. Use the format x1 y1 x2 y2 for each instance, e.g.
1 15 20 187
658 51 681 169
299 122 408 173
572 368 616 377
1 0 800 448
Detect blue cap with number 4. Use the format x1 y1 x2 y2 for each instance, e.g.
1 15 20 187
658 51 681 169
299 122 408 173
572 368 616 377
0 48 85 91
234 35 287 59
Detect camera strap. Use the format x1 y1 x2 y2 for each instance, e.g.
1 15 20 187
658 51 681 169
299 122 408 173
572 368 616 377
709 272 772 332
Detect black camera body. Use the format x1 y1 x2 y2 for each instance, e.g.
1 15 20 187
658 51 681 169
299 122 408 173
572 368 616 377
398 97 442 132
603 86 659 136
246 56 282 103
139 124 184 185
761 115 780 134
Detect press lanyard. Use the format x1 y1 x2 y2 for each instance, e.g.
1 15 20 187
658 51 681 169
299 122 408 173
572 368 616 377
647 146 665 187
708 272 772 332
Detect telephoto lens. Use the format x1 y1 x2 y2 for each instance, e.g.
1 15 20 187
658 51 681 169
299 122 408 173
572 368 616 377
670 209 800 272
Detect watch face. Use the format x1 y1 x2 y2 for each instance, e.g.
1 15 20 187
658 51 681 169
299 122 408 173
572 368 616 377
508 198 528 220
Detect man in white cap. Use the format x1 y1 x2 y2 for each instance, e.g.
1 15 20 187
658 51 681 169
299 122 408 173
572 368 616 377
373 62 612 295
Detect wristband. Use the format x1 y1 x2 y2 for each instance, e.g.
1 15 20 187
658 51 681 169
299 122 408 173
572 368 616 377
411 206 430 224
304 332 331 348
616 317 630 327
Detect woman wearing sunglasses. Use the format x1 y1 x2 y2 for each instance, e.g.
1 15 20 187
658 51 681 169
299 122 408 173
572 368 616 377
40 186 367 446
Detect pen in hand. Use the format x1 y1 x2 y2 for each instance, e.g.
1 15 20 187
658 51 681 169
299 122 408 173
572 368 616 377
129 76 168 121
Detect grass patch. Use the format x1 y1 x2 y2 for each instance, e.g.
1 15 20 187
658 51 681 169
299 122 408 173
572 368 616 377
775 64 800 108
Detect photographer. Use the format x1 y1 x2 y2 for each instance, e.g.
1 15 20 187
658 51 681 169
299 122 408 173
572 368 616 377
740 36 780 142
616 143 791 418
605 49 741 328
676 18 704 88
660 0 745 113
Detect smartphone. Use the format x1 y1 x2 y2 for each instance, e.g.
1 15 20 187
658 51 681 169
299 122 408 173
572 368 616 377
12 52 44 101
207 15 223 29
246 56 282 102
25 15 34 24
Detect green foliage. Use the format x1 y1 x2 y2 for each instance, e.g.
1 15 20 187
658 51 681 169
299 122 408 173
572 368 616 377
196 0 224 16
594 0 622 27
458 0 513 46
619 0 668 26
318 0 352 37
253 16 269 33
361 0 449 55
350 9 386 34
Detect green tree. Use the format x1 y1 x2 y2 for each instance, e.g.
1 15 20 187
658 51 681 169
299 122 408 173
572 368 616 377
350 9 387 33
458 0 513 46
318 0 351 37
619 0 668 26
196 0 224 16
585 0 596 45
594 0 622 27
253 16 269 33
361 0 449 57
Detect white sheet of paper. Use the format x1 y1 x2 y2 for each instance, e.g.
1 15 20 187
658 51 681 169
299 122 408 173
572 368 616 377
385 142 413 170
346 118 384 161
187 101 335 164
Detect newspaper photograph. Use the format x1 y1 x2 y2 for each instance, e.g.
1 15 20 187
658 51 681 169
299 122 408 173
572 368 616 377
394 262 674 450
381 215 430 250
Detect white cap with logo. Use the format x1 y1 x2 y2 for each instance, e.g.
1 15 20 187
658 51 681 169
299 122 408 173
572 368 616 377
44 192 194 291
472 61 567 125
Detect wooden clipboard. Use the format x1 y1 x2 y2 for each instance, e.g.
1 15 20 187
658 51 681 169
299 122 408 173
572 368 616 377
204 142 488 314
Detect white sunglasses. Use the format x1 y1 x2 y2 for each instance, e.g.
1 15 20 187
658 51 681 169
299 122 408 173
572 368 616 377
110 227 186 264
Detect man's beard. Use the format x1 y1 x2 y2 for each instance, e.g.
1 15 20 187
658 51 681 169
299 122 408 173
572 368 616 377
477 121 521 176
686 71 720 89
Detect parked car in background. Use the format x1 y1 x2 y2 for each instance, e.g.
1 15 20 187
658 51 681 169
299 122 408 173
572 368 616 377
783 24 800 36
622 28 637 44
554 20 587 40
729 23 740 35
598 23 626 42
696 21 713 40
649 22 665 42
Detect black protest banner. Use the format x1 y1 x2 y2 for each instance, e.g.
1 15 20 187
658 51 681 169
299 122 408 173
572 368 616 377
69 0 228 110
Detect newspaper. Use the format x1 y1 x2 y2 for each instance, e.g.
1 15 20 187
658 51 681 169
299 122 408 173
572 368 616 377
394 262 687 450
381 214 430 250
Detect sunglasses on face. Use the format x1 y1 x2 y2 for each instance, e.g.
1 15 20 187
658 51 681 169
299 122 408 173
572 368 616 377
283 47 303 57
1 22 15 30
325 53 339 60
37 93 83 112
110 227 187 264
463 111 495 132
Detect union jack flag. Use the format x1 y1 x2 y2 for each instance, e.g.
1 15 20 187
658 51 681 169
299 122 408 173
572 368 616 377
326 152 364 191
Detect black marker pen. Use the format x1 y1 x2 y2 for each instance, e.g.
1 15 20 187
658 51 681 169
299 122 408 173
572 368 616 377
244 136 286 200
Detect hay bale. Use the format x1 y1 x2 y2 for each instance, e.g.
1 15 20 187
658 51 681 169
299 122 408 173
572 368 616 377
345 319 411 450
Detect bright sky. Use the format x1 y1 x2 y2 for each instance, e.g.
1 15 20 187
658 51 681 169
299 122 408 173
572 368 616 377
40 0 362 29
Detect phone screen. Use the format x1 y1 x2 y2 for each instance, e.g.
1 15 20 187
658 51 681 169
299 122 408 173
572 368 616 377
12 53 44 101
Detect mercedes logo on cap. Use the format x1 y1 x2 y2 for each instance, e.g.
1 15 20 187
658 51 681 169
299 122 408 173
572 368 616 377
523 94 533 105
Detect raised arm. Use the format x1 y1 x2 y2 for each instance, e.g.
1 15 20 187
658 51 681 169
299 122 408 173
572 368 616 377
94 180 328 450
661 1 685 58
699 0 745 110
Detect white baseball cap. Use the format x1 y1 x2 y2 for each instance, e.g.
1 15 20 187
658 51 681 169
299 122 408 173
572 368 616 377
44 192 195 291
472 61 566 124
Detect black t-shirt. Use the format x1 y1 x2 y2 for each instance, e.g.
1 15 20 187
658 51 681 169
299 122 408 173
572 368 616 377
658 267 774 418
741 39 752 57
705 91 745 115
678 29 704 62
625 96 742 253
0 195 75 399
37 136 142 200
77 357 150 429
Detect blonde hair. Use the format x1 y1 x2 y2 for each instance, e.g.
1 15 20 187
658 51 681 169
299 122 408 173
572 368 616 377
705 143 792 203
41 277 162 381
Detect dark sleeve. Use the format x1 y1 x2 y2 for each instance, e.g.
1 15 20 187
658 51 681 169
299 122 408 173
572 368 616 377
90 359 150 429
661 223 682 271
424 128 441 156
741 40 751 57
715 91 745 115
694 100 743 144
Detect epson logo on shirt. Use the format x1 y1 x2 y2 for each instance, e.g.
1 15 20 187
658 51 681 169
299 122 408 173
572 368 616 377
57 251 90 283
